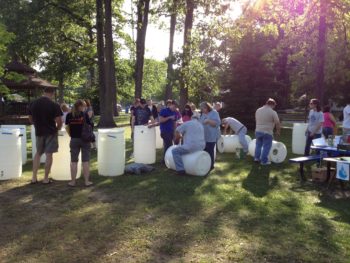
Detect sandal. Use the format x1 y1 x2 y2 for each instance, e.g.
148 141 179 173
42 179 53 185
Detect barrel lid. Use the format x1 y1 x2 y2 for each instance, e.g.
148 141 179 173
0 128 20 136
98 128 125 134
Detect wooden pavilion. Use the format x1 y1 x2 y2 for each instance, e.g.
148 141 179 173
0 61 57 124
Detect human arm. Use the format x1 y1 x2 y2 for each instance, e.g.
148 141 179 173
159 115 175 123
273 112 281 136
330 113 337 126
203 111 220 127
223 123 229 135
55 116 63 131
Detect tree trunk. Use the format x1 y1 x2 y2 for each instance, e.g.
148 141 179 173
316 0 327 106
96 0 106 125
165 0 177 100
179 0 194 109
134 0 150 99
103 0 118 125
58 73 64 104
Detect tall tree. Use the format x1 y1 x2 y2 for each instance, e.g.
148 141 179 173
165 0 178 100
96 0 117 127
179 0 194 109
316 0 327 105
134 0 150 98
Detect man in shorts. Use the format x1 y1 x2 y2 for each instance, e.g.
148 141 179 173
28 87 63 184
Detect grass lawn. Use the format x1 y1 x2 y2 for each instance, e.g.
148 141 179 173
1 118 350 262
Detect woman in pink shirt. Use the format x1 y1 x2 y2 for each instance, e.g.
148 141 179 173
181 104 193 123
322 105 337 139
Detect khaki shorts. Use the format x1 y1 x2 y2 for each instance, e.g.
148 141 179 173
36 134 59 154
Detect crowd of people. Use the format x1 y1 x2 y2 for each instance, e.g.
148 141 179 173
28 87 350 184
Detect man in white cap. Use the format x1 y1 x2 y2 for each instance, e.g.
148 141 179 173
222 117 248 155
172 115 205 175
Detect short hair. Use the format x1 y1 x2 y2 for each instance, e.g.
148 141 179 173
200 101 213 112
172 100 178 106
44 87 55 94
140 98 147 105
266 98 277 106
166 99 173 106
323 105 331 113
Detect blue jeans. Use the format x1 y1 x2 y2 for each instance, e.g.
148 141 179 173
204 142 216 169
238 127 248 153
322 127 333 139
254 131 273 164
304 132 322 156
161 131 174 160
172 146 190 171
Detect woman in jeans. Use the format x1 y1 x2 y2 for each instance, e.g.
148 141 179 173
322 105 337 139
304 99 324 156
200 102 221 170
65 99 93 187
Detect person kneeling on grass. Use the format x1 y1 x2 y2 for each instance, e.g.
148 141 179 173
172 115 206 175
65 99 93 187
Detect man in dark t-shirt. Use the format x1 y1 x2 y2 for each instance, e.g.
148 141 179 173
28 87 62 184
132 98 154 127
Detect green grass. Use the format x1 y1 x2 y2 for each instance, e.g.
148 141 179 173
1 126 350 263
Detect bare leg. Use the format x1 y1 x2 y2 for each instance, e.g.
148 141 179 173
69 162 78 186
32 152 42 182
82 162 92 186
43 153 53 183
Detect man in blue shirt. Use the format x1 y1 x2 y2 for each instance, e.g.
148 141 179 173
159 100 176 162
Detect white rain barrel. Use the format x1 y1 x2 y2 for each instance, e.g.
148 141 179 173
98 128 125 176
292 123 308 155
165 145 211 176
93 131 98 149
155 126 162 149
248 139 287 163
0 128 22 180
31 125 46 163
134 125 156 164
51 129 81 180
217 135 252 153
1 125 27 164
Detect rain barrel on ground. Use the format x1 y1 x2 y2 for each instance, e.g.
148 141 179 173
155 126 163 149
292 123 308 155
165 145 211 176
248 139 287 163
31 125 46 163
51 129 81 181
217 135 252 153
98 128 125 176
1 125 27 164
0 128 22 180
134 125 156 164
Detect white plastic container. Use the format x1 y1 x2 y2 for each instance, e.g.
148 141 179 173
93 131 98 149
31 125 46 163
155 126 163 149
51 129 81 181
0 128 22 180
248 139 287 163
165 145 211 176
217 135 252 153
292 123 308 155
134 125 156 164
98 128 125 176
1 125 27 164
